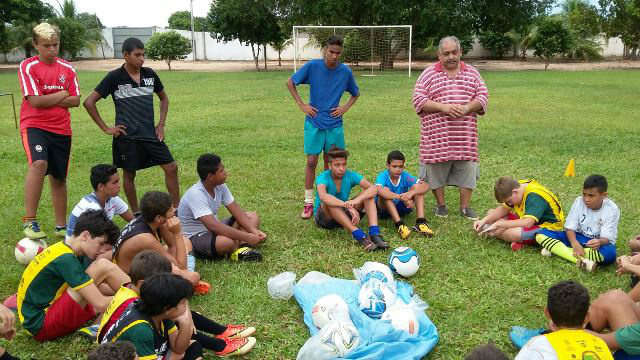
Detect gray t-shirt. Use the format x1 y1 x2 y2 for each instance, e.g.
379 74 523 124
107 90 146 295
178 181 234 236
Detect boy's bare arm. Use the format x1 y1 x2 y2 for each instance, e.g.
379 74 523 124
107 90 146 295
198 213 260 246
83 91 127 136
331 95 358 117
286 77 317 117
318 184 347 208
56 95 80 108
26 90 69 108
351 179 377 204
156 90 169 141
376 185 400 200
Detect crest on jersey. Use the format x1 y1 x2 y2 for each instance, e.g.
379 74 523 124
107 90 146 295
58 74 66 84
35 145 43 152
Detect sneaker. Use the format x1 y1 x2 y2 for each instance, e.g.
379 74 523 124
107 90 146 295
216 324 256 339
230 247 263 262
435 205 448 217
23 221 46 240
194 280 211 295
54 227 66 239
215 337 256 357
369 234 389 249
459 207 479 220
412 222 434 237
509 326 545 349
577 258 598 272
356 237 377 252
541 248 552 257
397 224 411 239
511 242 525 252
301 203 313 219
3 294 17 312
77 324 99 341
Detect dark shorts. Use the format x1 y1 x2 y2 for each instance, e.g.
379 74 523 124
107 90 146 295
377 201 413 219
33 290 96 341
113 137 175 171
314 207 365 229
187 216 235 259
21 128 72 179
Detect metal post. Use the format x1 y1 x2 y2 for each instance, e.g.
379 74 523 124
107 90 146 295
370 29 374 76
408 25 412 78
0 93 18 129
190 0 196 61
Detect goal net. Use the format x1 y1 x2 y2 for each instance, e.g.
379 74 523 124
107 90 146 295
292 25 412 77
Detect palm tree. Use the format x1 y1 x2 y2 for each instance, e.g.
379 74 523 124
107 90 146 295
270 37 291 66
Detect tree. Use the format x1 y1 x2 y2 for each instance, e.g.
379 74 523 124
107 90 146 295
50 16 86 59
145 30 192 70
599 0 640 59
478 31 513 58
269 37 291 66
530 17 572 69
168 10 208 31
561 0 603 60
0 0 53 58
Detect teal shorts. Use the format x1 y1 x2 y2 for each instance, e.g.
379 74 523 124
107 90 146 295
303 121 345 155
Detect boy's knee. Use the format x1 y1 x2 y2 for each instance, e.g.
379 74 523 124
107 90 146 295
306 156 319 168
216 238 238 255
630 238 640 252
91 258 117 274
247 211 260 225
123 170 136 180
163 161 178 175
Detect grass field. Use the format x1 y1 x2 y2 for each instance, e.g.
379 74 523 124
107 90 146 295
0 67 639 359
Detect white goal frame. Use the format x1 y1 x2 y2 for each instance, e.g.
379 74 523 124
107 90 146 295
292 25 412 77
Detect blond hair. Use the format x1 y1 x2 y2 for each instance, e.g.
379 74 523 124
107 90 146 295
32 22 60 43
494 176 520 202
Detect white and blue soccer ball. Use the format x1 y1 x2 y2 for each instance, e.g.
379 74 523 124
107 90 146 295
311 294 351 329
358 278 396 319
319 320 361 357
388 247 420 277
358 261 395 285
381 304 420 336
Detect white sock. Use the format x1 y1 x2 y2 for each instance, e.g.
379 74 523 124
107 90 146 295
304 189 314 204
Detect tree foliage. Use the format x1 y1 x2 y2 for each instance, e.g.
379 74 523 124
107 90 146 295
530 17 572 68
145 30 192 70
0 0 53 57
599 0 640 59
50 16 86 59
168 10 208 32
478 30 513 58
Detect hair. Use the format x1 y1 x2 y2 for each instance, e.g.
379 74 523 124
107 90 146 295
197 153 223 181
130 250 172 284
494 176 520 202
122 37 144 54
327 145 349 162
464 343 509 360
438 35 461 52
387 150 406 164
72 209 120 245
32 22 60 43
139 191 173 223
90 164 118 191
137 273 193 317
325 35 343 47
88 341 137 360
547 280 590 328
583 174 608 193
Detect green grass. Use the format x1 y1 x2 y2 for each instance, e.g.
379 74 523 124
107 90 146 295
0 67 639 359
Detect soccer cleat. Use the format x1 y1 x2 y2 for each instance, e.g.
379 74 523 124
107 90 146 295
54 226 66 239
230 247 263 262
77 324 99 341
577 258 597 272
194 281 211 295
541 248 552 257
369 234 389 249
216 324 256 339
356 237 377 252
435 205 448 217
301 203 313 219
511 242 525 252
509 326 545 349
397 224 411 239
412 222 434 237
215 337 257 357
459 207 479 220
23 221 46 240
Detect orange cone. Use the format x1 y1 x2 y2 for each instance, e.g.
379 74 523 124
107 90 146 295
564 159 575 177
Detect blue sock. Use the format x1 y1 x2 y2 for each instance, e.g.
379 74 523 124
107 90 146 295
369 225 380 236
187 252 196 272
352 228 366 241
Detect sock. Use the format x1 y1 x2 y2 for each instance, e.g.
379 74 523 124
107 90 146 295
536 234 578 263
369 225 380 236
584 248 604 263
394 220 404 228
22 216 36 223
416 217 427 225
304 189 314 204
0 351 20 360
187 252 196 272
191 310 227 335
55 225 66 231
352 228 366 241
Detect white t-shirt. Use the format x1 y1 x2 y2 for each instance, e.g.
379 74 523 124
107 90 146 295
66 193 128 238
564 196 620 244
178 181 235 236
515 335 557 360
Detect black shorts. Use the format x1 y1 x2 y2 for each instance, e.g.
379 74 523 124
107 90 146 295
314 207 365 229
187 216 236 259
21 128 72 179
113 137 174 171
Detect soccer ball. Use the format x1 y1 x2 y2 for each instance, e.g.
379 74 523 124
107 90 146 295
311 294 351 329
381 304 420 336
388 247 420 277
15 238 47 265
359 261 395 285
318 320 360 357
358 278 396 319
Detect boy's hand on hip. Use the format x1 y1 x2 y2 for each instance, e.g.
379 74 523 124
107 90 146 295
155 124 165 141
330 105 347 117
104 125 127 137
300 103 317 117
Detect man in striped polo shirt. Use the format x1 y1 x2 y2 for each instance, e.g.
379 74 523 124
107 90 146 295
412 36 489 220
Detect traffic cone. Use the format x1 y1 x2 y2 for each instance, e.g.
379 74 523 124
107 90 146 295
564 159 575 177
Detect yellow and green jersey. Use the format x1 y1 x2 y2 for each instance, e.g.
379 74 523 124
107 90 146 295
505 179 565 231
546 329 613 359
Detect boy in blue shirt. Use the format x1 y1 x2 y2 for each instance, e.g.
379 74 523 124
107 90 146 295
314 146 387 251
286 35 360 220
376 150 434 239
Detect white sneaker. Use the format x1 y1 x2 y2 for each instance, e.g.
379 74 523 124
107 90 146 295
541 248 552 257
577 258 597 272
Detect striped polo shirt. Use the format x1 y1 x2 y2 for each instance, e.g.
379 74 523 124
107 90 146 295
412 61 489 164
94 65 164 140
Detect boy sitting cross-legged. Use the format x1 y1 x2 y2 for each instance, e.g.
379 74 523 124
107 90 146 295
535 174 619 272
375 150 434 239
314 146 387 251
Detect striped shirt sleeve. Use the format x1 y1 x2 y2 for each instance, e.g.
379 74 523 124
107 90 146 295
470 68 489 114
18 59 40 97
412 68 433 114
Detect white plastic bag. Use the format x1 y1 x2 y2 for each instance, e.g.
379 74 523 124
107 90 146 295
297 320 360 360
267 271 296 299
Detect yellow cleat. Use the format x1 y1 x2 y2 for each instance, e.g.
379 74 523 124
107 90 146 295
397 224 411 239
413 222 434 237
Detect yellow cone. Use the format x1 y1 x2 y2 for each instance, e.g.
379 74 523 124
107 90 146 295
564 159 575 177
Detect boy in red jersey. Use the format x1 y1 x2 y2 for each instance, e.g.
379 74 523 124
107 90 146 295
18 22 80 240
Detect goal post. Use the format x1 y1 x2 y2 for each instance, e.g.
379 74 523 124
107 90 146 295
293 25 412 77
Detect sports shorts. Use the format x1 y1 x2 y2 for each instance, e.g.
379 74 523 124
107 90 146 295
33 290 96 341
113 137 175 171
507 212 542 243
538 229 617 265
314 206 365 229
419 160 479 190
21 127 72 179
303 121 345 155
187 216 236 259
377 200 413 219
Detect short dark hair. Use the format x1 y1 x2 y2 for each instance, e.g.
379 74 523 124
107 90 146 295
90 164 118 191
122 37 144 54
140 191 173 223
547 280 590 328
464 343 509 360
137 273 193 317
583 174 608 193
325 35 343 47
327 145 349 162
72 209 120 245
197 153 222 181
387 150 406 164
88 341 136 360
130 250 172 284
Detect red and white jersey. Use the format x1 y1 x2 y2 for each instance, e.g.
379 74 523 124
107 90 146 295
18 56 80 135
